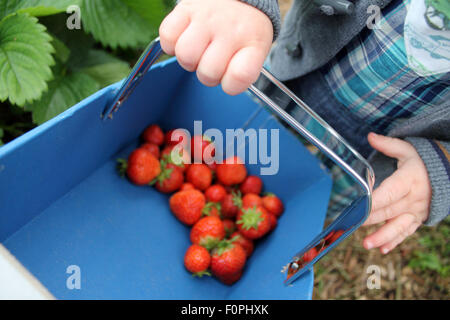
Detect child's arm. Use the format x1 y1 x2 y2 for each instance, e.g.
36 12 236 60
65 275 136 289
363 133 449 254
159 0 280 95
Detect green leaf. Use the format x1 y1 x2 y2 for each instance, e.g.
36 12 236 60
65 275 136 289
72 50 130 88
51 35 70 63
121 0 168 28
0 13 55 106
0 127 3 146
80 0 168 49
0 0 81 19
26 63 99 124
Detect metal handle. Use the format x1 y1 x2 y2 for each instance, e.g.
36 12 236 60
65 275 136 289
105 38 374 285
103 38 163 119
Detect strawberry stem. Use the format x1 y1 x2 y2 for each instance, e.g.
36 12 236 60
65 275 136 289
116 158 127 177
231 190 242 209
236 206 263 231
192 270 211 278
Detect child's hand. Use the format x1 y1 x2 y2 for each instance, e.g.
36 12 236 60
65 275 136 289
159 0 273 95
363 133 432 254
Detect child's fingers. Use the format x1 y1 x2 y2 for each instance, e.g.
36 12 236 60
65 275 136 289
364 195 411 226
379 234 406 255
368 133 415 160
197 40 237 87
159 8 191 56
363 213 418 250
380 217 421 254
371 169 410 212
174 23 211 72
221 46 266 96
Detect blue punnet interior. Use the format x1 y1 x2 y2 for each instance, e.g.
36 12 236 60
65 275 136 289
0 59 332 299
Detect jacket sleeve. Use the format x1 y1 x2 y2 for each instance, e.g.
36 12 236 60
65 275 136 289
237 0 282 40
405 138 450 226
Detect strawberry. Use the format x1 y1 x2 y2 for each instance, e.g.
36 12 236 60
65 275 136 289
191 135 215 163
154 163 184 194
180 182 195 191
184 244 211 277
207 161 218 172
142 124 164 146
169 190 206 225
268 212 278 232
217 270 243 285
326 229 345 245
242 193 262 209
211 240 246 279
161 145 190 172
141 143 160 159
323 230 335 242
230 232 254 258
190 216 225 250
205 184 227 202
262 193 284 217
236 206 271 240
239 176 263 195
302 247 318 263
223 219 236 238
202 202 222 219
118 148 161 185
220 191 242 219
165 129 189 148
216 156 247 186
186 164 212 191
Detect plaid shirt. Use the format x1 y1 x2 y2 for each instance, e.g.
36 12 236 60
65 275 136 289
323 0 450 135
319 0 450 216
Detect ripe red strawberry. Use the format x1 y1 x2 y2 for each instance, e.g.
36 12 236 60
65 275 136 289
211 240 246 279
324 230 335 242
223 219 236 238
118 148 161 185
242 193 262 209
205 184 227 202
220 191 242 219
230 232 254 258
184 244 211 276
180 182 195 191
217 270 243 285
165 129 189 148
262 193 284 217
268 212 278 231
239 176 263 195
216 156 247 186
326 229 345 245
154 163 184 194
191 135 215 163
236 206 271 240
170 190 206 226
186 164 212 191
302 247 318 263
161 145 190 172
190 216 225 250
141 143 160 159
202 202 222 219
142 124 164 146
207 161 218 172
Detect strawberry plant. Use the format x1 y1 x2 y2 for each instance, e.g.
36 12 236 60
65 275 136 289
0 0 173 145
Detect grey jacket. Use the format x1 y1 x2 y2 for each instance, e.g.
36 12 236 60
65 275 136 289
240 0 449 226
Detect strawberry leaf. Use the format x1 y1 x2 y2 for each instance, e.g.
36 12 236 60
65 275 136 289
71 49 130 88
0 0 81 19
80 0 170 49
25 62 99 124
0 13 55 106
